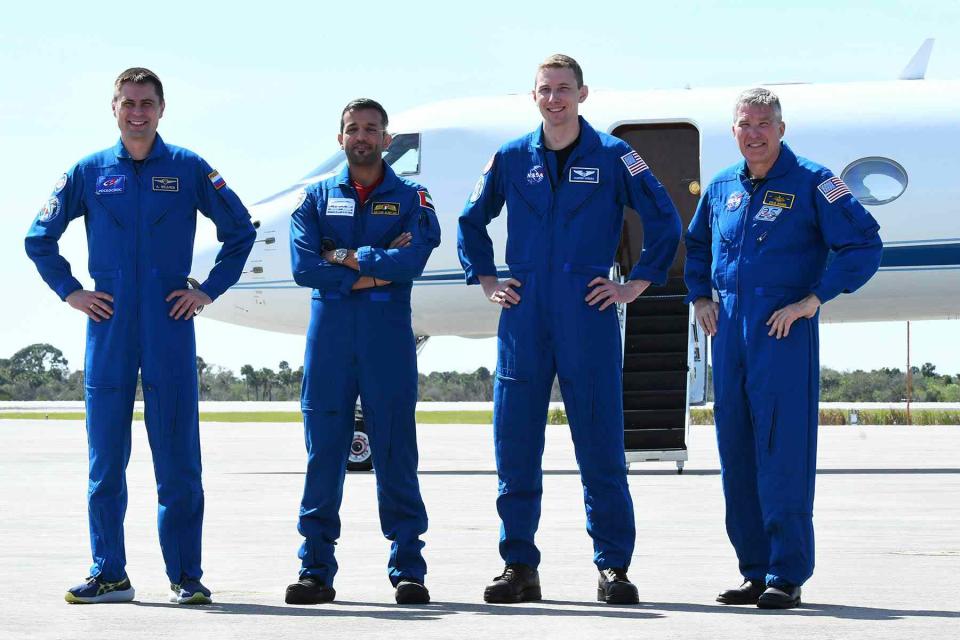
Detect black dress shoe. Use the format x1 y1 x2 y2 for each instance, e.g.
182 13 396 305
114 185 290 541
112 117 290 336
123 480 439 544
597 568 639 604
716 578 766 605
395 579 430 604
483 563 542 603
757 584 801 609
285 576 336 604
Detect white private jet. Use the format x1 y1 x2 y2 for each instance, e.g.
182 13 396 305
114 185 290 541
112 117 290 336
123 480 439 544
197 40 959 471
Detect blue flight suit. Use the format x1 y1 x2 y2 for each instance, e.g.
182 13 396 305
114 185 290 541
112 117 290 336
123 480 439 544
684 142 882 588
290 163 440 587
25 135 256 584
458 117 681 570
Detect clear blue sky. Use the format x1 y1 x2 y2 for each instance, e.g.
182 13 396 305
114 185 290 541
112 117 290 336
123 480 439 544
2 1 958 376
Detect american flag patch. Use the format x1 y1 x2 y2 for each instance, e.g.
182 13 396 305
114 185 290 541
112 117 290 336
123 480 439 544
620 151 649 176
208 170 226 190
817 176 851 203
418 189 435 211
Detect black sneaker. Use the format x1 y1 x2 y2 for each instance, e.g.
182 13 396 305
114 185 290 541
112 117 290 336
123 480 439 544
285 576 335 604
716 578 766 605
395 578 430 604
757 584 801 609
483 563 542 603
597 568 639 604
64 575 135 604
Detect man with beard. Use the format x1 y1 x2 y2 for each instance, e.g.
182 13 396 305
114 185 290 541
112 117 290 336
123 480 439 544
285 98 440 605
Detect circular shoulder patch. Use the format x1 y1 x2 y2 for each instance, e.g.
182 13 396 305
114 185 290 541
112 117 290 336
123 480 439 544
53 173 68 194
38 196 61 223
469 175 485 203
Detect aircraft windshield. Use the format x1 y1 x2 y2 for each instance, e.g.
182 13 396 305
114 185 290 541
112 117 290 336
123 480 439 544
302 132 421 181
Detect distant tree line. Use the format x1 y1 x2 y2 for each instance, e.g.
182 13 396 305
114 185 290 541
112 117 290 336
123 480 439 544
2 343 959 403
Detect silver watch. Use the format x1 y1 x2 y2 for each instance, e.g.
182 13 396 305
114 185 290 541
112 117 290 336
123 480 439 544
333 248 349 264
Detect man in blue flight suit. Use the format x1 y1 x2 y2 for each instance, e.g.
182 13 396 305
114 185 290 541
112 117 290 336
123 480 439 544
458 55 681 604
285 98 440 606
25 68 256 605
685 88 882 609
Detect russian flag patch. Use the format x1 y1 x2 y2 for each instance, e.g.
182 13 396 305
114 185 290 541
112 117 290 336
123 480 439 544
208 170 226 190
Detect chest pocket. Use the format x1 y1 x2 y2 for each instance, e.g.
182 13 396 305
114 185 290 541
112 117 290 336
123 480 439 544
364 203 406 247
318 196 356 246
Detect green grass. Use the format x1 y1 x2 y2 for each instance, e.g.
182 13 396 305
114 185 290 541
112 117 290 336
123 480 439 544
0 410 494 424
2 408 959 425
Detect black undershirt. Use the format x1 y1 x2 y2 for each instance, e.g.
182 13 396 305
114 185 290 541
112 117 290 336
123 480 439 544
548 132 581 185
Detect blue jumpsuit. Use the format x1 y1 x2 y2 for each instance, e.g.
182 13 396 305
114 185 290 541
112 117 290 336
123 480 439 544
684 142 882 588
25 135 256 584
458 117 681 570
290 163 440 587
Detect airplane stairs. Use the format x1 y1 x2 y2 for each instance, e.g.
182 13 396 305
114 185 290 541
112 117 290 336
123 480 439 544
621 277 702 473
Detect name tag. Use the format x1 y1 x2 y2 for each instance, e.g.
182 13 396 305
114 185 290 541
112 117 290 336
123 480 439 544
763 191 795 209
96 175 126 195
326 197 355 217
569 167 599 184
372 202 400 215
152 176 179 192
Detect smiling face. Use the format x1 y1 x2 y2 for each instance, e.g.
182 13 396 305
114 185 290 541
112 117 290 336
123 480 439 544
532 66 587 129
733 103 785 176
112 81 164 143
338 107 392 168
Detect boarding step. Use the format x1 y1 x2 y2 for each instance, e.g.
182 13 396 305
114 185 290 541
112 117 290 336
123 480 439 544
624 427 687 451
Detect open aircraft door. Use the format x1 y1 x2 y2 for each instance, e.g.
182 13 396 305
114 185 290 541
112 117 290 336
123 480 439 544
612 121 702 472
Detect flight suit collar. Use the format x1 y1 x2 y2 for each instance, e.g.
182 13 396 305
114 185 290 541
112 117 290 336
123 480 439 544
736 142 797 182
530 116 601 158
335 161 400 197
113 134 170 161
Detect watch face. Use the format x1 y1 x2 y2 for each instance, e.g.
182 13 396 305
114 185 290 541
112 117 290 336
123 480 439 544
335 249 348 263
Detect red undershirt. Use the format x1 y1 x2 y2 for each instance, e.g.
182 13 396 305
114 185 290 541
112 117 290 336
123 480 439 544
352 173 384 206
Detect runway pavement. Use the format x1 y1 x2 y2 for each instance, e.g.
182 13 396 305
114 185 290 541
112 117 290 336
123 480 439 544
1 419 957 639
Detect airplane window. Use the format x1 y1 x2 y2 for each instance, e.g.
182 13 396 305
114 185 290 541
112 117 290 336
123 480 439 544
302 133 421 180
840 157 908 205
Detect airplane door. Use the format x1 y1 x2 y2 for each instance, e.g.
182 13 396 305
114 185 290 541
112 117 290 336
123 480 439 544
611 122 704 471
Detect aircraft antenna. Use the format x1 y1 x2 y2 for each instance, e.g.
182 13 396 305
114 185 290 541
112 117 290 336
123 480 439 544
899 38 934 80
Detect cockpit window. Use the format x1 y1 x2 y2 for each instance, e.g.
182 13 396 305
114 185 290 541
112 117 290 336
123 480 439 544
302 133 421 181
840 157 908 206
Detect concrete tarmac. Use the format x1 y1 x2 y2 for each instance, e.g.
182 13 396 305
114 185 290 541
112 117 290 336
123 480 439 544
1 419 958 639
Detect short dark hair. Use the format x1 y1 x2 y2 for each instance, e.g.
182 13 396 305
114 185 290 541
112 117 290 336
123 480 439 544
536 54 584 88
113 67 164 103
340 98 389 132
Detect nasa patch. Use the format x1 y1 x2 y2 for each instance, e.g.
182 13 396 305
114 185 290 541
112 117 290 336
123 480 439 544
569 167 599 184
470 175 485 203
53 173 68 194
754 205 783 222
526 165 545 185
152 176 179 192
96 175 126 195
725 191 744 210
38 196 60 222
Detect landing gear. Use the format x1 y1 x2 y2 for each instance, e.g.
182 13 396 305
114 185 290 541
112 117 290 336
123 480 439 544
677 461 684 475
347 409 373 472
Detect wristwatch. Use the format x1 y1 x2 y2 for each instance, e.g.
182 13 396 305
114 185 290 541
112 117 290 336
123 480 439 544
333 248 349 264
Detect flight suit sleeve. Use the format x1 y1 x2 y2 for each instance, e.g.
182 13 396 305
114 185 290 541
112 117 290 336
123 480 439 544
809 172 883 304
457 153 504 284
684 188 715 304
289 188 361 294
618 148 682 285
355 188 441 282
24 165 86 301
195 159 257 301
